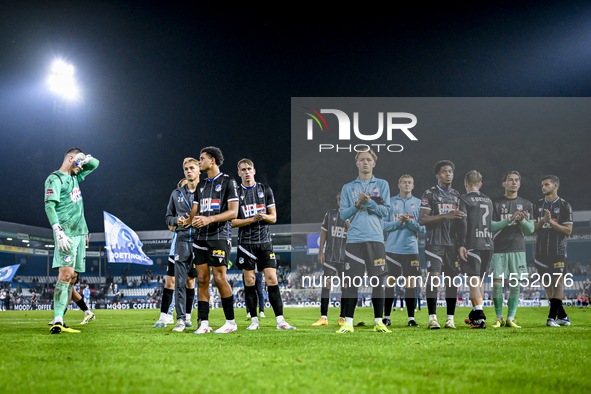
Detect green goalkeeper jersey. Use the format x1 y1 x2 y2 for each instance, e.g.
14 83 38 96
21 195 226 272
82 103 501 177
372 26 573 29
44 158 99 237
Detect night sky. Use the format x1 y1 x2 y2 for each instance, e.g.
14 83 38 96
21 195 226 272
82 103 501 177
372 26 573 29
1 1 590 232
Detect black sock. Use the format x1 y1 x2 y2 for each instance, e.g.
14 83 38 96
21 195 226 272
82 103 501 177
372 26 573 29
198 300 209 322
384 285 394 316
268 285 283 317
549 299 560 320
405 287 416 318
221 296 235 320
339 297 345 318
161 288 174 314
75 298 89 312
446 284 458 316
557 301 568 319
245 285 258 317
426 282 437 315
344 286 359 319
372 284 385 319
186 288 195 315
320 287 330 317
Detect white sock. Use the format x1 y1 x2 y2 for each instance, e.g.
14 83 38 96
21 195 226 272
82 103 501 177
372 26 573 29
408 317 415 321
226 319 236 325
384 315 390 320
200 320 209 328
375 318 382 325
429 314 437 321
345 317 354 325
55 316 63 325
160 312 168 320
85 310 92 315
186 313 191 321
276 315 285 324
507 317 514 321
447 315 454 320
321 315 327 320
497 315 503 319
251 317 259 325
473 305 483 311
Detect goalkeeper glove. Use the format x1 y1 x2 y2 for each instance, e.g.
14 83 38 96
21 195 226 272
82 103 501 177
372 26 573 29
52 224 73 252
74 153 94 168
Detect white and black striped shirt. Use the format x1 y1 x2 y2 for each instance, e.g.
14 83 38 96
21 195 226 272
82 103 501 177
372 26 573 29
193 173 239 241
237 183 275 244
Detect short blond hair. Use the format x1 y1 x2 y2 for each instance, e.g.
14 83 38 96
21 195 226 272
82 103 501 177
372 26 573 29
183 157 199 168
237 158 254 170
177 178 187 187
355 149 377 162
465 170 482 186
398 174 413 183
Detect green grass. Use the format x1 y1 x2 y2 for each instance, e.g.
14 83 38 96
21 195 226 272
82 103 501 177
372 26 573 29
1 306 590 393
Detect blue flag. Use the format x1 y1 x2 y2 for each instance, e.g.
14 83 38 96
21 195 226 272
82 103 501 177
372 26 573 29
104 211 153 265
0 264 20 282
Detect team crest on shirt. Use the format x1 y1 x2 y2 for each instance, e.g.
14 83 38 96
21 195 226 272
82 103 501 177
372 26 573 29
215 184 222 192
371 187 380 196
174 254 179 261
239 257 244 264
258 192 264 198
345 263 350 271
410 203 416 209
554 208 560 213
517 204 523 210
64 255 71 263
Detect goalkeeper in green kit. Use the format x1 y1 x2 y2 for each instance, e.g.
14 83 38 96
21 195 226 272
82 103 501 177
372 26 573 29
45 148 99 334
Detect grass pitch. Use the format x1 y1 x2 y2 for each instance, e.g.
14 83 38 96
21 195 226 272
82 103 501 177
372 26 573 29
1 306 590 394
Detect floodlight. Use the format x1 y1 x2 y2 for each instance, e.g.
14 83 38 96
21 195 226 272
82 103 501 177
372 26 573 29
48 60 79 100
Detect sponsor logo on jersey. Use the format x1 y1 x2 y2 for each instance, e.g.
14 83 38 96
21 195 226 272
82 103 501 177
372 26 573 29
215 184 222 192
258 192 264 198
199 198 220 212
554 262 565 269
64 255 71 263
437 203 457 213
331 226 347 238
212 250 225 257
269 253 276 259
70 187 82 203
46 189 54 196
475 228 492 238
373 258 385 266
411 260 419 266
241 204 265 218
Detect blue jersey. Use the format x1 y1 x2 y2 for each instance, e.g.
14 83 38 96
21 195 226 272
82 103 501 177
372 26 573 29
340 176 390 244
83 288 90 299
383 194 425 254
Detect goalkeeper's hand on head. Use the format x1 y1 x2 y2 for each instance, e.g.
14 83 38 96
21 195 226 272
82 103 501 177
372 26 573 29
52 224 73 252
74 153 94 168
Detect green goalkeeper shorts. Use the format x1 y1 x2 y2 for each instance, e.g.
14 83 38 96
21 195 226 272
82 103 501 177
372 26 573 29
490 252 527 280
52 235 86 273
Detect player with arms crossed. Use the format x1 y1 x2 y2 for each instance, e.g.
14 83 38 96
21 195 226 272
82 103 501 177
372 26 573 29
382 174 425 327
312 192 348 326
418 160 464 329
489 171 534 328
160 159 200 332
190 147 239 334
45 148 99 334
232 159 295 330
532 175 573 327
338 149 391 334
